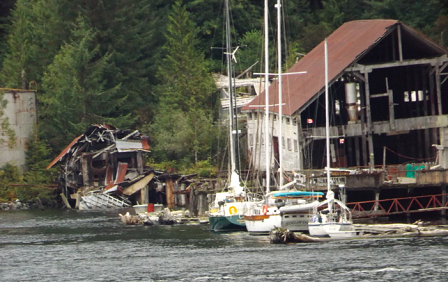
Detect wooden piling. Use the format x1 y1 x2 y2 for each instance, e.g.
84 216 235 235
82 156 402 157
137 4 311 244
141 186 149 204
179 183 186 207
166 178 174 209
197 193 207 216
60 193 72 209
189 185 197 217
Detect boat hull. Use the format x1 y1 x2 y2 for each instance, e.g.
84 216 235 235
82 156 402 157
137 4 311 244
244 201 317 235
282 213 313 233
308 223 330 237
324 222 357 239
244 214 281 235
309 222 356 238
209 215 246 232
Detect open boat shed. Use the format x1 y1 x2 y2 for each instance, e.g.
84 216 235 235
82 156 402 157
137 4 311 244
242 20 448 175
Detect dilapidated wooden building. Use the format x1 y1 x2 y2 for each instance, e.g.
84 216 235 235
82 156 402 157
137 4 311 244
242 20 448 215
244 19 448 173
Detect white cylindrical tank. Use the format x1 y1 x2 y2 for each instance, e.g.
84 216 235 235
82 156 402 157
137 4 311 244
345 83 358 122
345 82 357 105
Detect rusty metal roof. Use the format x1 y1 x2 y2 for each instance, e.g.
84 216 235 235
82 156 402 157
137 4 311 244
46 125 150 170
243 20 403 116
46 134 83 169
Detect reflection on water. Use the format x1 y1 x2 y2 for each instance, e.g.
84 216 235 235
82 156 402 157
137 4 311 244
1 209 448 281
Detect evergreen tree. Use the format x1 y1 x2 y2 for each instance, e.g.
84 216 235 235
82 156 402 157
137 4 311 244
0 0 77 88
40 16 130 151
0 0 17 66
157 1 215 112
80 0 167 127
149 1 216 164
0 90 16 150
24 129 57 183
237 29 263 73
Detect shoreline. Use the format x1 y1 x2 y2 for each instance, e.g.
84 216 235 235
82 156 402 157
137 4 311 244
0 198 59 211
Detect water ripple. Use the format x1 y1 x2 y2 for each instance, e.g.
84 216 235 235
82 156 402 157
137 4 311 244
1 209 448 281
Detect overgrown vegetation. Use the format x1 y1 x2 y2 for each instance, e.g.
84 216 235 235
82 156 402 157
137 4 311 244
1 0 448 186
0 131 57 202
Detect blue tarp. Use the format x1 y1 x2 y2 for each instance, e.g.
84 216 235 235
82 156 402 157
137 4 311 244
272 191 324 197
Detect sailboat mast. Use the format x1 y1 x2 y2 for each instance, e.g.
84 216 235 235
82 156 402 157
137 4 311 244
264 0 270 193
276 0 283 187
225 0 236 176
325 39 331 193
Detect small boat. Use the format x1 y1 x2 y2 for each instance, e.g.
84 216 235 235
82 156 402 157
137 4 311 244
309 198 357 238
307 39 356 239
208 0 256 232
244 189 323 235
208 190 249 232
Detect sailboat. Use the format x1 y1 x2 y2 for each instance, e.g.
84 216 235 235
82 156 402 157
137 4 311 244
308 39 357 239
243 0 321 235
208 0 250 232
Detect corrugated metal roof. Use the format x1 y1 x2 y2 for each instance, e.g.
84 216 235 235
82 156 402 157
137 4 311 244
243 20 401 116
46 134 83 169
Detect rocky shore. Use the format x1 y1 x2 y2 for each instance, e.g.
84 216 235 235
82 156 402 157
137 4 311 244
0 198 59 211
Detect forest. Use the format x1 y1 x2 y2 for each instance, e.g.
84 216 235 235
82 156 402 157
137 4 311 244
1 0 448 201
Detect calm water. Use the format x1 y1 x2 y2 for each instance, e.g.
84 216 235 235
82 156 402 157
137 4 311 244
1 209 448 281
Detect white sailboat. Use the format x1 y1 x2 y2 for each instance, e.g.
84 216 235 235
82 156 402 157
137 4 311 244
208 0 250 232
243 0 319 235
308 39 357 239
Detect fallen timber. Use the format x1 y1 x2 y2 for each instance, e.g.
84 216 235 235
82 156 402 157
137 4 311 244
270 228 330 244
270 222 448 244
119 208 209 226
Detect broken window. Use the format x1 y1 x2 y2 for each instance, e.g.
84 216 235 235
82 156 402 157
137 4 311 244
404 90 425 102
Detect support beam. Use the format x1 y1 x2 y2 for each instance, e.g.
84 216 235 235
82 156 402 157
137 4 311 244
308 115 448 140
166 178 174 209
347 56 446 73
355 136 361 166
297 114 304 170
397 25 403 62
442 184 446 220
436 64 444 147
388 89 395 131
423 67 431 159
364 72 375 170
430 66 438 145
374 189 380 212
360 83 368 166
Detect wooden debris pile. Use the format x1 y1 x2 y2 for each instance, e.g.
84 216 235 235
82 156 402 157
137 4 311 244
47 124 155 209
119 208 202 226
269 227 325 244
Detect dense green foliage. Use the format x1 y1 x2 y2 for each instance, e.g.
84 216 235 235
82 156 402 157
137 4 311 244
0 0 448 188
0 130 57 202
147 1 217 165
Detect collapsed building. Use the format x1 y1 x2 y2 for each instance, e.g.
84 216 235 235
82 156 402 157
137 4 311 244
47 124 215 214
47 124 156 209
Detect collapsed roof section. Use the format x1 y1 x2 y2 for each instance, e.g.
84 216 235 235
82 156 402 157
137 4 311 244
47 124 150 170
213 73 267 111
47 124 152 209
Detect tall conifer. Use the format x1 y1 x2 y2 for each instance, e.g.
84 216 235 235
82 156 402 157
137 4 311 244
40 16 130 151
150 1 216 164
